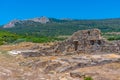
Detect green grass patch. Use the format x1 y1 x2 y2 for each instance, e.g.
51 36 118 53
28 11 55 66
102 33 120 41
84 76 93 80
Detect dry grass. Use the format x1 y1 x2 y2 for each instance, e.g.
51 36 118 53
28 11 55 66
0 42 55 51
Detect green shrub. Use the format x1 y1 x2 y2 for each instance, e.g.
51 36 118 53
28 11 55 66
84 76 93 80
103 33 120 41
0 41 4 45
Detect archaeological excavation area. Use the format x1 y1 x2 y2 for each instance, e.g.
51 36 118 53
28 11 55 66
0 29 120 80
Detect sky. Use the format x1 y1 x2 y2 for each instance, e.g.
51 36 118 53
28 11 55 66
0 0 120 25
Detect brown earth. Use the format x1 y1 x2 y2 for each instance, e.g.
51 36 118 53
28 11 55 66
0 42 54 51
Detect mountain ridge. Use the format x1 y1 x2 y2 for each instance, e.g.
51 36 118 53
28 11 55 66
3 16 50 28
2 17 120 28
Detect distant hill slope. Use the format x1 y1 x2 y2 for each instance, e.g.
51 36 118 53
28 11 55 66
1 17 120 36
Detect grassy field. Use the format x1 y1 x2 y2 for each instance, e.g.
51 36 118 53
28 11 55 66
102 32 120 41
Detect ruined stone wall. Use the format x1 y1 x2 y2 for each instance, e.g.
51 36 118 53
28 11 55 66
53 29 120 54
101 41 120 53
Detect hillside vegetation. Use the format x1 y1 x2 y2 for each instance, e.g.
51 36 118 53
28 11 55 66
1 18 120 45
0 31 65 45
0 31 19 45
1 18 120 36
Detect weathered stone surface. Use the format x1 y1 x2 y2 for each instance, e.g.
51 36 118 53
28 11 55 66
21 52 42 58
44 62 62 73
56 66 74 73
70 72 85 78
33 61 50 68
31 16 50 23
30 45 40 50
21 50 51 58
19 61 34 67
19 60 51 69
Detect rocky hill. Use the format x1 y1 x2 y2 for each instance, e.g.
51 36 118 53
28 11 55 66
3 16 50 28
3 20 20 28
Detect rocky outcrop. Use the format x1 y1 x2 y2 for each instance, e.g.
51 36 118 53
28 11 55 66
3 20 20 28
31 16 50 23
70 72 85 78
3 16 50 28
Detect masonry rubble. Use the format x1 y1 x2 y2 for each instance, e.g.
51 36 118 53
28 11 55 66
21 29 120 57
53 29 120 54
19 54 120 73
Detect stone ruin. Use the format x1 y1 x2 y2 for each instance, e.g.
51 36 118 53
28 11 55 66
21 29 120 57
53 29 120 54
